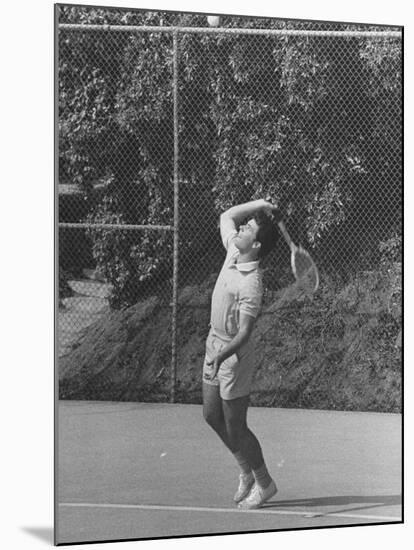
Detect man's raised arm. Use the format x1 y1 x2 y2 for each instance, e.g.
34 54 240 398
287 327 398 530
219 199 278 245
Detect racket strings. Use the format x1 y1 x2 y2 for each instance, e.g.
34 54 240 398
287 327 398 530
292 247 319 296
293 248 314 278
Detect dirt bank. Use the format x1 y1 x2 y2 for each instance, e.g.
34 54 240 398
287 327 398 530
59 264 401 412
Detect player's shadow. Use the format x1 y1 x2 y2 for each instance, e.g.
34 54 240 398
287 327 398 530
262 494 401 516
21 527 54 544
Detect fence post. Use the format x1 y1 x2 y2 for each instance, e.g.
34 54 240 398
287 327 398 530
171 31 179 403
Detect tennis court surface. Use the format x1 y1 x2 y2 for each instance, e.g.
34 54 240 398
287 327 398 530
56 401 402 544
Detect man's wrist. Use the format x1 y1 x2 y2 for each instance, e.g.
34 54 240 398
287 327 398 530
216 351 225 365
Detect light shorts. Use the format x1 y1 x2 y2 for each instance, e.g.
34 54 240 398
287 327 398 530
202 327 255 400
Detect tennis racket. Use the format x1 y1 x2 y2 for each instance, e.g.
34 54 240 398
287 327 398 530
278 220 319 295
269 209 319 297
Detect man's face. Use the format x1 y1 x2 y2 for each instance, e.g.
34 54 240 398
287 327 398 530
234 218 260 256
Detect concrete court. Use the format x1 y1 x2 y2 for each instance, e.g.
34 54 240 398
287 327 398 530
56 401 402 544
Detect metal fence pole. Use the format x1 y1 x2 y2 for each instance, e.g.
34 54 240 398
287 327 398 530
171 30 179 403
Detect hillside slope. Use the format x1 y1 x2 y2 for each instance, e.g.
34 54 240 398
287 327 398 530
59 267 401 412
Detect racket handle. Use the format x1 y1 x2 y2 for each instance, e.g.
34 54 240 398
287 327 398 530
277 220 294 249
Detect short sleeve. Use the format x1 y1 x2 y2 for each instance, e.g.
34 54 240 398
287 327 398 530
239 275 263 319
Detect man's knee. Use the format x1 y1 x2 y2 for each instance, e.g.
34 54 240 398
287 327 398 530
203 405 222 430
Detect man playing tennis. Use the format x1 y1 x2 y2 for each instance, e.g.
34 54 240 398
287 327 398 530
203 198 280 509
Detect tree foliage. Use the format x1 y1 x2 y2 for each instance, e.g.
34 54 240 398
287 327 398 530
58 6 402 307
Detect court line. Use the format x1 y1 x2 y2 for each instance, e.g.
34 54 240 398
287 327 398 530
59 502 400 522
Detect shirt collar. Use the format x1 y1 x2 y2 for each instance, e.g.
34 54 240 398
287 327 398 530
235 261 260 272
230 253 260 272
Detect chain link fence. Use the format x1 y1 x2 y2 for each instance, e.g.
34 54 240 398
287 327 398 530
57 6 402 411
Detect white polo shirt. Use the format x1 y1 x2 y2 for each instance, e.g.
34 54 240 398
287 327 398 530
210 230 263 339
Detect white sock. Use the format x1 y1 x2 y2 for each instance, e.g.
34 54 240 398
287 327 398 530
233 451 252 476
252 462 272 489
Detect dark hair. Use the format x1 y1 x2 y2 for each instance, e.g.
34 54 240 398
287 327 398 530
253 211 279 259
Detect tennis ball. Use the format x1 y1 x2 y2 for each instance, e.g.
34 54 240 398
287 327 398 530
207 15 220 27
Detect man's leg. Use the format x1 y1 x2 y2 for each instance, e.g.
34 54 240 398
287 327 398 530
202 382 231 449
203 382 251 465
222 395 277 508
202 383 254 501
222 395 265 470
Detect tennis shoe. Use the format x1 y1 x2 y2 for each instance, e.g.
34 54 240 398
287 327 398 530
233 473 255 503
237 480 277 510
